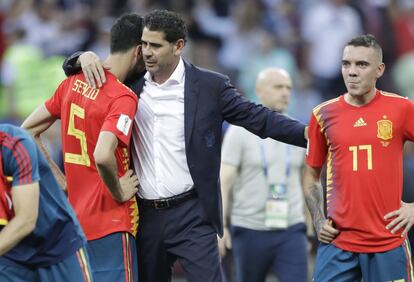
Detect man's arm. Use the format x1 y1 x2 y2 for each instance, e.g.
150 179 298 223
0 182 39 256
21 104 56 137
62 51 107 88
303 164 339 243
218 163 238 256
94 131 138 202
21 105 66 190
34 135 67 191
62 51 83 76
219 77 307 148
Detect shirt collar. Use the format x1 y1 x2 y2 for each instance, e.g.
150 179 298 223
144 57 185 86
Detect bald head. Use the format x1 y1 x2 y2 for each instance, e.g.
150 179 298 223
256 68 292 112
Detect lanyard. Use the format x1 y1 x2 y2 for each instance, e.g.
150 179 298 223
259 140 291 183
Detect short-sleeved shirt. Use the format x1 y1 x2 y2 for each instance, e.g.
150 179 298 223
45 70 138 240
306 90 414 252
0 124 85 267
222 125 306 230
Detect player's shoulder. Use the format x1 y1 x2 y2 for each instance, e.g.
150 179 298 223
0 125 35 156
55 73 85 97
379 90 408 101
103 76 137 100
53 72 75 91
62 72 84 85
312 97 341 115
379 90 413 111
0 124 31 141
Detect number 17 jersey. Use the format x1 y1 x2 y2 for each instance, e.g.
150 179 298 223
45 71 138 240
306 90 414 253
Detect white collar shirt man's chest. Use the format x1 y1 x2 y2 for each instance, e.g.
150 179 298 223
131 58 194 199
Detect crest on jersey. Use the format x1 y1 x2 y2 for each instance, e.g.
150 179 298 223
377 116 392 141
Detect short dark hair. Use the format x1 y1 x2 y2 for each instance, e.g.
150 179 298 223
144 10 187 43
346 34 383 61
110 13 143 53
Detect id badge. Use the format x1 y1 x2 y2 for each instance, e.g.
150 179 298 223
265 198 288 228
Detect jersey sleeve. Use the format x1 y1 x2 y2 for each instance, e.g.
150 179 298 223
2 130 40 187
44 79 67 118
100 94 137 146
221 125 244 167
306 111 328 168
403 98 414 141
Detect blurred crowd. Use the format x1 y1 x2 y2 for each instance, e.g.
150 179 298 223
1 0 414 121
0 0 414 278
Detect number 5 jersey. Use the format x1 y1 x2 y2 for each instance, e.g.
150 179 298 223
45 70 138 240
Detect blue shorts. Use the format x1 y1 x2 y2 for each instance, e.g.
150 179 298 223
231 223 308 282
0 246 92 282
87 232 137 282
313 240 414 282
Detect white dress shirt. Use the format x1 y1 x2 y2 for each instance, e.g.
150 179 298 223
131 58 194 199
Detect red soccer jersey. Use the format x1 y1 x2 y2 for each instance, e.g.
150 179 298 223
0 152 13 229
0 182 11 229
45 71 138 240
306 90 414 253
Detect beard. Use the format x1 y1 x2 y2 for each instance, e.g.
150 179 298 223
125 62 146 85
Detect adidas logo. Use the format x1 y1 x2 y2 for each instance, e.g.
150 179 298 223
353 118 367 127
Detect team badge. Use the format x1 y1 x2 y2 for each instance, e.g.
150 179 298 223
377 116 392 146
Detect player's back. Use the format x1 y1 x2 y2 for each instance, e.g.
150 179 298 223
0 124 85 267
45 71 138 240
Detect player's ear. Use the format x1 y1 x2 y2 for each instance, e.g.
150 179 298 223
136 44 142 56
134 45 141 58
376 63 385 79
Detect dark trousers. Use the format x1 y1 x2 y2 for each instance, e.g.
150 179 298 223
136 197 223 282
231 223 308 282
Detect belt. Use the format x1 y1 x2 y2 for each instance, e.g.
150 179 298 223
138 189 197 209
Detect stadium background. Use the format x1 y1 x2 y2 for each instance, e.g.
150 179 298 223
0 0 413 281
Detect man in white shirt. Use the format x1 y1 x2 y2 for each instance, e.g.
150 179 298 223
63 10 308 282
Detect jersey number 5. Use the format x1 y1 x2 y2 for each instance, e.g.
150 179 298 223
348 145 372 171
65 103 91 167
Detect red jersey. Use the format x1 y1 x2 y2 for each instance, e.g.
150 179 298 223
0 152 13 229
45 71 138 240
0 179 11 229
306 90 414 253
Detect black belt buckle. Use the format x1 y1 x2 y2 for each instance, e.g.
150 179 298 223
154 200 169 209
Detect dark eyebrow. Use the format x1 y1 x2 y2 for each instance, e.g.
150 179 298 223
356 60 370 65
141 40 162 48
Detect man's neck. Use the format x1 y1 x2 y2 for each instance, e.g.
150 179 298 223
345 88 377 107
104 54 130 82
